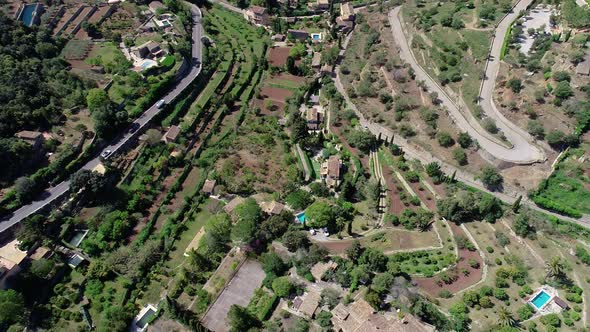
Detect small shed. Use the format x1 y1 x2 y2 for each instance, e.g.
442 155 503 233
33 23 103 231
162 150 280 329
163 125 180 143
202 179 216 195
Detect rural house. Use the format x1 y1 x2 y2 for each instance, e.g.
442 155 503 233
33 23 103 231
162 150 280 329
287 29 309 41
244 6 269 26
163 125 180 143
202 179 216 195
259 200 286 215
148 1 165 13
308 0 330 11
339 2 355 21
15 130 44 150
331 299 435 332
306 107 322 131
320 155 342 188
311 52 322 71
133 40 165 60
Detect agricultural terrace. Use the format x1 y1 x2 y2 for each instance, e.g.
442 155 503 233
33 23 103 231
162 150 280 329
339 6 494 180
30 5 271 330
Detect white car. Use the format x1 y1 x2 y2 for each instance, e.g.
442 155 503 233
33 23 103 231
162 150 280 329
309 229 316 235
100 150 112 159
156 99 166 109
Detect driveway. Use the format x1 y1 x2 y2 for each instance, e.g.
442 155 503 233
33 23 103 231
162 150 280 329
388 5 544 164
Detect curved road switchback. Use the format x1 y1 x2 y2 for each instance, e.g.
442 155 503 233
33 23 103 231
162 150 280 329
0 3 204 233
389 6 545 164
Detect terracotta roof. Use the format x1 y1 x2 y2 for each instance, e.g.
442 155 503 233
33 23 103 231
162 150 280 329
164 125 180 142
327 155 341 179
553 296 569 309
310 261 337 280
340 2 354 18
332 303 349 321
202 179 216 194
306 108 319 122
15 130 43 140
298 289 321 318
224 196 245 215
250 5 267 15
149 1 164 10
332 299 435 332
260 201 285 215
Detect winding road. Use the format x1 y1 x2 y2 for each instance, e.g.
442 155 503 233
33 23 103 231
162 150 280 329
389 5 544 164
333 7 590 227
0 3 204 233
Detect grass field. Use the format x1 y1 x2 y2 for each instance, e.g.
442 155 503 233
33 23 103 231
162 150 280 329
86 42 124 67
61 39 91 60
533 149 590 215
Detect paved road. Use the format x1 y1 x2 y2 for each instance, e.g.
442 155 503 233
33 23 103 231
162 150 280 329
389 6 545 164
0 3 204 233
333 24 590 229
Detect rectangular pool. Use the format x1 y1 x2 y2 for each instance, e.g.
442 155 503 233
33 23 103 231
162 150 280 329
531 290 551 309
296 212 305 223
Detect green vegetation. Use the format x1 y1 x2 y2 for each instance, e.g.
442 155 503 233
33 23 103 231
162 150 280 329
530 149 590 217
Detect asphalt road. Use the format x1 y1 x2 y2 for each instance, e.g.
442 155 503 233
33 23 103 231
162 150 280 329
0 3 204 233
389 6 545 164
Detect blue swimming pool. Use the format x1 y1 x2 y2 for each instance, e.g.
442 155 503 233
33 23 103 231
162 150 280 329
296 212 306 223
20 4 42 27
531 290 551 309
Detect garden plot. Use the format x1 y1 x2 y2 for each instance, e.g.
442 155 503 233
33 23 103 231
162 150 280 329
202 259 265 332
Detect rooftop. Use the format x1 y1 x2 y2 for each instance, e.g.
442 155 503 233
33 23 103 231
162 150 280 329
202 179 216 194
224 196 245 215
0 239 27 270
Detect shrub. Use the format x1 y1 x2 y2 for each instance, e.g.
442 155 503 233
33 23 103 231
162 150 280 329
479 296 493 308
566 293 583 303
437 131 455 147
493 288 508 300
439 290 453 298
540 313 561 327
271 277 293 298
495 277 509 288
495 258 503 266
479 286 493 297
468 259 480 269
571 311 581 321
517 304 534 320
486 246 494 253
452 148 468 165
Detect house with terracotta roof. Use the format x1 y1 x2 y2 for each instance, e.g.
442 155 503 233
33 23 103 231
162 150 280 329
308 0 330 11
163 125 180 143
259 200 286 215
202 179 216 195
287 29 309 41
15 130 44 150
306 107 322 131
294 288 321 318
320 155 342 188
310 260 337 281
331 299 435 332
339 2 355 21
224 196 245 217
244 6 269 26
148 1 165 13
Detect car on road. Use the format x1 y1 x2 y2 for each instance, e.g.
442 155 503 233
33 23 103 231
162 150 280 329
156 99 166 109
128 122 140 133
100 150 112 159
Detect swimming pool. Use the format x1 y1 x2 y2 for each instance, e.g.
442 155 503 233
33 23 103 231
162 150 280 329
531 290 551 310
136 308 156 329
20 4 42 27
296 212 306 223
311 33 322 41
